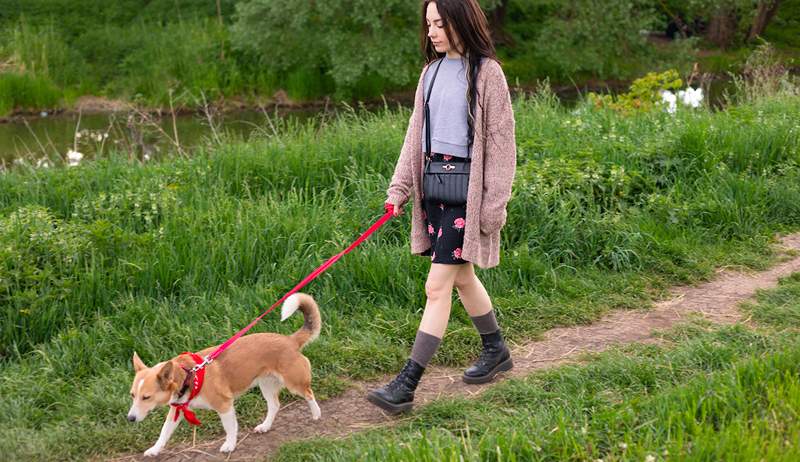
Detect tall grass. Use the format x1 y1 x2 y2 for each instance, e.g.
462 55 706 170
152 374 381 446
1 93 799 459
0 73 62 116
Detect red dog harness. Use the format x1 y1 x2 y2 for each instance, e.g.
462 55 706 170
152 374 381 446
170 352 206 426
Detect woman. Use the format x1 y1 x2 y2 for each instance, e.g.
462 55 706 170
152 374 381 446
367 0 516 414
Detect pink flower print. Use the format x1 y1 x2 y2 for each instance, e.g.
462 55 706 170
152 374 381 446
437 227 443 238
428 224 434 234
453 217 466 230
442 155 453 161
438 203 445 210
452 248 462 259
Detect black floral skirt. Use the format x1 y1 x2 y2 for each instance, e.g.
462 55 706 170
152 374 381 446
421 153 469 265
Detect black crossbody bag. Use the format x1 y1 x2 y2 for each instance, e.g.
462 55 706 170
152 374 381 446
422 58 479 205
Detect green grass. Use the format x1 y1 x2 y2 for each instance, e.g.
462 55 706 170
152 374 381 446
1 92 800 460
742 272 800 328
0 72 62 116
275 274 800 461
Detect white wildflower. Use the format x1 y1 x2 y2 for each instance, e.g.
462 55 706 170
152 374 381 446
36 158 51 169
645 455 656 462
618 442 628 450
659 90 677 114
677 87 704 108
67 149 83 167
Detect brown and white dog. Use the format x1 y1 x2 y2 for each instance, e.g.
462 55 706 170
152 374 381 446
127 293 322 456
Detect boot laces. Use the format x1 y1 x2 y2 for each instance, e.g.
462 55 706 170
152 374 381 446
387 362 416 391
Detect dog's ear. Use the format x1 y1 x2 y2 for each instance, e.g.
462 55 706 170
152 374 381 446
156 361 179 391
132 352 147 372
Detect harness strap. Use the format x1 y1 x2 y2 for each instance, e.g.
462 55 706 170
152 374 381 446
170 352 206 426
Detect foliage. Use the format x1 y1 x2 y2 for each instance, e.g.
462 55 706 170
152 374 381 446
588 69 684 113
730 41 800 103
522 0 664 79
230 0 420 97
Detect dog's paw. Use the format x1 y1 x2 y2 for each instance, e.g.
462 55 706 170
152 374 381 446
309 400 321 420
219 440 236 453
253 423 272 433
143 446 162 457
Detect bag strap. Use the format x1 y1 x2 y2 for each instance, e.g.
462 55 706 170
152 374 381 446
424 58 444 157
423 57 481 161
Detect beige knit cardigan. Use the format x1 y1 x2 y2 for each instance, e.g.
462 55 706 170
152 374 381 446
386 58 516 269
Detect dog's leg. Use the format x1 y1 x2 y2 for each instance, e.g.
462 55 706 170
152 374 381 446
301 357 321 420
218 407 238 453
305 388 321 420
307 395 321 420
254 379 281 433
284 357 322 421
144 407 181 457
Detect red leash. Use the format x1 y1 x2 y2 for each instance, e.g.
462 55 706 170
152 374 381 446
187 205 396 374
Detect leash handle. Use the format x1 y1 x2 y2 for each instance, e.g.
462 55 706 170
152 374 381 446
201 208 395 365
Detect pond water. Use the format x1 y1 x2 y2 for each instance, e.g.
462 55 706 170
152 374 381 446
0 79 735 167
0 107 322 166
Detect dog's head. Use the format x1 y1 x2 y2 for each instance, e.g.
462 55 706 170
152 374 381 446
127 352 183 422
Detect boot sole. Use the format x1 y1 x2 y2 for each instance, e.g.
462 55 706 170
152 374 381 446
366 392 414 415
462 356 514 384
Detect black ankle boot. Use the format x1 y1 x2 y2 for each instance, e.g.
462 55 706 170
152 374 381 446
463 330 513 384
366 359 425 414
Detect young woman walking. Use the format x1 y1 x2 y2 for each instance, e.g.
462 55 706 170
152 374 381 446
367 0 516 414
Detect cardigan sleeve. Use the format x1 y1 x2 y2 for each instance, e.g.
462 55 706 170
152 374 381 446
479 61 517 235
386 66 427 207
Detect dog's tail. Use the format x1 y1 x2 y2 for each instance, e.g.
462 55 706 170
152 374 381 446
281 292 322 349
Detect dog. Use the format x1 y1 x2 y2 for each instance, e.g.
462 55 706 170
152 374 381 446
127 292 322 456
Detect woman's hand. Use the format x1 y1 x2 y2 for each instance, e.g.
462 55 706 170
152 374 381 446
385 199 404 217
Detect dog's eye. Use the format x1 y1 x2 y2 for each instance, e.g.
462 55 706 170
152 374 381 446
130 393 135 399
142 395 151 401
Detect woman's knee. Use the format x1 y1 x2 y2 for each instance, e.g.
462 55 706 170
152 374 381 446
453 265 477 291
425 277 453 302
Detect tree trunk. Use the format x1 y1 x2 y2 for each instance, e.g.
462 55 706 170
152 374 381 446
747 0 781 42
488 0 513 46
216 0 225 61
707 8 738 48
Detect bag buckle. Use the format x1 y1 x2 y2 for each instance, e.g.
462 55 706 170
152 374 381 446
442 164 456 171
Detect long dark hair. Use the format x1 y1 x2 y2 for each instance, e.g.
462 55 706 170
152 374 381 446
420 0 497 142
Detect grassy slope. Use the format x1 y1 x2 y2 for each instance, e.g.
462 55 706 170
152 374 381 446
1 93 800 459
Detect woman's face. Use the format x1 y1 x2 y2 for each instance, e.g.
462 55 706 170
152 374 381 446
426 2 460 56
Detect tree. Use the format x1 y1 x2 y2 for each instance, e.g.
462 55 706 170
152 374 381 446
531 0 662 78
231 0 419 94
665 0 784 48
748 0 782 41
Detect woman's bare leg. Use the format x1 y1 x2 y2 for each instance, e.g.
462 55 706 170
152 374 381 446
417 263 462 338
453 263 493 319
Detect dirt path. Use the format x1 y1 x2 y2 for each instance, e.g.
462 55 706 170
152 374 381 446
113 233 800 462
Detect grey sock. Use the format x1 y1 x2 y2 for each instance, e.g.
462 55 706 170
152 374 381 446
409 330 442 368
470 310 500 335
